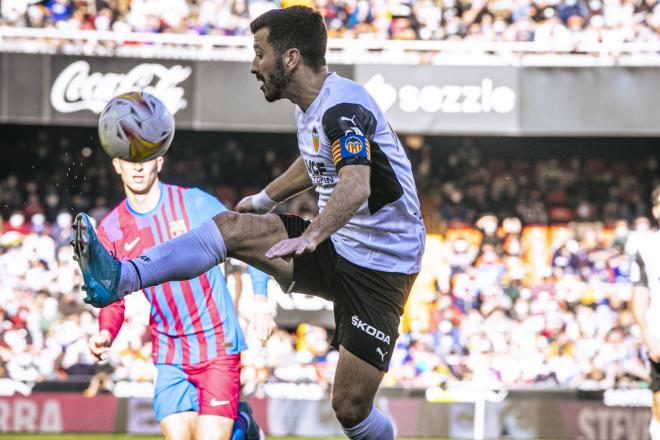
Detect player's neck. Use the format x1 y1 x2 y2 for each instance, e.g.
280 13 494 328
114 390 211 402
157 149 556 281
125 180 162 214
287 68 330 112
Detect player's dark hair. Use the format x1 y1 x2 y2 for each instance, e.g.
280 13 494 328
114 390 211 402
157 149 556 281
250 6 327 71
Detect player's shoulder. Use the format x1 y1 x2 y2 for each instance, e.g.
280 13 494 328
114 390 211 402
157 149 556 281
96 203 124 240
183 186 215 200
320 75 380 138
324 73 375 109
182 186 225 212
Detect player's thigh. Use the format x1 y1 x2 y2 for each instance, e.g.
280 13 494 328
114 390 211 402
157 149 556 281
214 212 293 284
196 414 234 440
332 256 416 371
331 345 384 425
160 411 197 440
154 364 199 425
186 355 241 421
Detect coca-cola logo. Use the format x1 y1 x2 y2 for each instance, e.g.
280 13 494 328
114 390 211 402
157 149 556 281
50 60 191 114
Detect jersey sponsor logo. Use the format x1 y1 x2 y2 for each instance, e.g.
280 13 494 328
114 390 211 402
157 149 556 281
376 347 388 362
312 127 320 153
169 220 188 237
124 237 141 251
304 159 334 185
351 315 391 344
210 398 230 407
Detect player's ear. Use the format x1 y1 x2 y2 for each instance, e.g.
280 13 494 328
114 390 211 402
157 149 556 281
111 157 122 175
284 48 301 71
156 156 164 173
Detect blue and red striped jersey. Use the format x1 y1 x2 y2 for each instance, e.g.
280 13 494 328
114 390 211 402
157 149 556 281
97 183 248 365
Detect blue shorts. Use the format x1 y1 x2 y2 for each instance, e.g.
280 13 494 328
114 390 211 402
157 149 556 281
153 354 240 422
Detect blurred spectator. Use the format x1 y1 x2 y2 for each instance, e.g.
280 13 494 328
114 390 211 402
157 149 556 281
1 0 659 46
1 127 659 394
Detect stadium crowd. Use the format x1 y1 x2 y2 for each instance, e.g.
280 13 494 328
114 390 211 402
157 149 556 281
1 0 659 44
1 128 660 397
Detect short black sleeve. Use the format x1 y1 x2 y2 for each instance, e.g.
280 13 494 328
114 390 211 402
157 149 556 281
322 103 377 172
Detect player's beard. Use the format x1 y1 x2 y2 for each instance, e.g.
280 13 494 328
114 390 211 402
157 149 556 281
261 57 291 102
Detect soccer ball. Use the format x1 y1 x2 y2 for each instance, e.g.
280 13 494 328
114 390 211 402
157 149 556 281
98 91 175 162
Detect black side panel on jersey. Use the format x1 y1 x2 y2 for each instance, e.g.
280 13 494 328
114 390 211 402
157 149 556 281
368 141 404 214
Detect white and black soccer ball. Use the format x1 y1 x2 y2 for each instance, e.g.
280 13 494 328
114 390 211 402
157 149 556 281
98 91 175 162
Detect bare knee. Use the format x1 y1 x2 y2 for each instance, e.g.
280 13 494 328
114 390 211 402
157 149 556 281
213 211 241 245
160 412 196 440
213 211 282 253
332 389 372 428
196 415 233 440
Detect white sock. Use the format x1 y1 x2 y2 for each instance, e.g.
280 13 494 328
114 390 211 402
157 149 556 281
120 219 226 293
342 407 393 440
650 417 660 440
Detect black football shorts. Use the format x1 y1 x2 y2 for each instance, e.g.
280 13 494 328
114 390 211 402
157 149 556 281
651 359 660 392
277 214 417 372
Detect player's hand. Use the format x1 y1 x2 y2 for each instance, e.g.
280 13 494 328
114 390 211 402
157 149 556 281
235 195 258 213
644 334 660 362
265 236 317 260
248 312 277 345
89 330 112 361
247 296 277 344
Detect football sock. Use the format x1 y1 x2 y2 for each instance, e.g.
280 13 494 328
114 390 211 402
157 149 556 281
342 406 393 440
231 412 248 440
119 219 227 294
650 417 660 440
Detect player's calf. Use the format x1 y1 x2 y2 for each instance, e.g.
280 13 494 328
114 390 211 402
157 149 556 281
73 209 293 307
331 347 382 423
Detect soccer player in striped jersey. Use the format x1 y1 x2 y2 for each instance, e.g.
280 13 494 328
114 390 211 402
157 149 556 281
87 155 274 440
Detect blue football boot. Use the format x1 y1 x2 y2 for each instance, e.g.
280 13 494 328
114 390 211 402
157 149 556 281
72 213 123 308
238 400 265 440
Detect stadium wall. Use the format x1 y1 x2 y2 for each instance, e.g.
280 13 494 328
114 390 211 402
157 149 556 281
1 53 659 136
0 391 652 439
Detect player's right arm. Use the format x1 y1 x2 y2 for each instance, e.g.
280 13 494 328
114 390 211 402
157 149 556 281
630 252 660 362
235 156 313 213
89 226 126 361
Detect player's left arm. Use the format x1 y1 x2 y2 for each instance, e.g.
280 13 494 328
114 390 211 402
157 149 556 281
266 102 374 259
247 265 276 343
267 166 369 259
